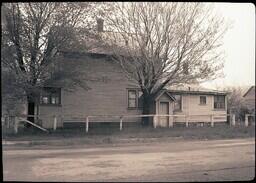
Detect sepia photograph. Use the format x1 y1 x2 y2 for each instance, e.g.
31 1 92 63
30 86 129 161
1 2 255 182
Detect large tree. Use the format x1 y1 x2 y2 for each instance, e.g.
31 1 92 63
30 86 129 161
103 2 228 125
1 2 107 124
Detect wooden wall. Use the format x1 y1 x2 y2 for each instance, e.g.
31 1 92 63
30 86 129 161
39 55 142 128
173 94 227 123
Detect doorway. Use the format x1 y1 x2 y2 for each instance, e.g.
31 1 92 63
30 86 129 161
159 102 169 127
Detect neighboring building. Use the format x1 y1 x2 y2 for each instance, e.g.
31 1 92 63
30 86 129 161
243 86 255 113
37 51 228 129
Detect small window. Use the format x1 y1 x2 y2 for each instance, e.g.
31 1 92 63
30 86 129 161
40 87 61 105
42 96 49 104
128 90 136 108
174 94 182 111
214 95 225 109
200 96 206 105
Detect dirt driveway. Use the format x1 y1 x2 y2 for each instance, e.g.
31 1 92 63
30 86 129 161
3 138 255 182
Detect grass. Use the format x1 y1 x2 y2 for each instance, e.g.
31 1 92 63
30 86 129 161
2 123 255 146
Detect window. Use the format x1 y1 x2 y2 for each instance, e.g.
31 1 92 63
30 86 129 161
200 96 206 105
174 94 182 111
128 90 136 108
214 95 225 109
128 89 144 109
40 87 61 105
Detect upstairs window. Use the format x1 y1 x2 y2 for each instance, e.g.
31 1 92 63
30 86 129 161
214 95 225 109
174 94 182 111
200 96 207 105
40 87 61 105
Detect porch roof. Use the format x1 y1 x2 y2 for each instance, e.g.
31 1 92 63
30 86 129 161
154 90 176 101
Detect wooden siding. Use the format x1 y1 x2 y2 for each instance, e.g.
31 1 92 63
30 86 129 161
39 56 142 128
173 94 227 122
38 54 228 128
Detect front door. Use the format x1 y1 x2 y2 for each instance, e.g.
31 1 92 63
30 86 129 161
159 102 169 127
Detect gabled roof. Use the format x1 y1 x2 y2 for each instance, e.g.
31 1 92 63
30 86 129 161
243 86 255 97
154 90 176 101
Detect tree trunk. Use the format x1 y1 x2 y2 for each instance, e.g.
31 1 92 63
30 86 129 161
142 95 153 126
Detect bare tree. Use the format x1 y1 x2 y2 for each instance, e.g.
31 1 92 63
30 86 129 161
1 2 107 124
224 86 249 121
103 2 228 125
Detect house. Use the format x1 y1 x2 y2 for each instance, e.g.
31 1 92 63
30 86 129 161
2 18 228 129
36 19 228 129
37 50 228 129
243 86 255 113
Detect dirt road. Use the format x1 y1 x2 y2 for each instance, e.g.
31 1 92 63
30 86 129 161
3 138 255 182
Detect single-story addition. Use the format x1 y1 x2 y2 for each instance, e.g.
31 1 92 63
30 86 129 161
37 51 228 129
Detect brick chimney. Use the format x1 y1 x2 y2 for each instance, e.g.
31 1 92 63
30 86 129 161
97 18 104 32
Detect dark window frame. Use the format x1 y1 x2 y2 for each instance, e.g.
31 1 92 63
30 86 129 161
199 96 207 105
40 87 61 106
128 89 137 108
127 89 143 109
214 95 225 110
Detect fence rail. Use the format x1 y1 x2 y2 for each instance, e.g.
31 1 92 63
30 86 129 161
2 113 255 134
2 113 246 134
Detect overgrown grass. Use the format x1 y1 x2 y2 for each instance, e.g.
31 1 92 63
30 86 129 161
3 123 255 146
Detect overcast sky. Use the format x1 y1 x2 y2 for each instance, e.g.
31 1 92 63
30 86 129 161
201 3 255 89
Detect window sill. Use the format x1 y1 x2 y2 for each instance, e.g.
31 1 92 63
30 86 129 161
213 108 226 111
199 104 207 106
127 107 139 110
174 110 182 112
40 104 62 107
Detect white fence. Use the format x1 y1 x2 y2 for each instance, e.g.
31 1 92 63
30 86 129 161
3 113 254 134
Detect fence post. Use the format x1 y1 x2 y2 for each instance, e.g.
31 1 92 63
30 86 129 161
120 116 123 131
14 117 18 134
232 114 236 126
185 116 189 127
245 114 249 127
53 115 57 131
153 115 156 128
86 116 89 133
169 115 173 128
211 115 214 127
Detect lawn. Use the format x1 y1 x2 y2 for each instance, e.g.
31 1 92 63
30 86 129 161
2 122 255 146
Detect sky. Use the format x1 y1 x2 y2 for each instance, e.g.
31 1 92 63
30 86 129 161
201 3 255 89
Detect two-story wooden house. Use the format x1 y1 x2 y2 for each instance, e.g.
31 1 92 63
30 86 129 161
36 50 228 129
